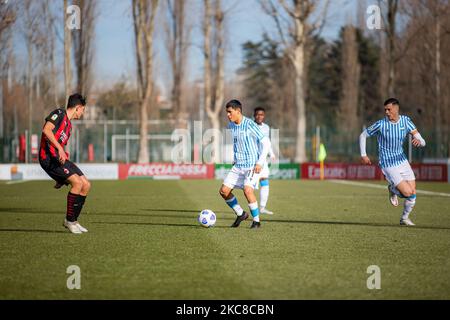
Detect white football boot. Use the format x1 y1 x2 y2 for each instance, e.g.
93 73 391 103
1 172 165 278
388 185 399 207
260 208 274 215
75 222 88 233
400 218 415 226
63 219 82 234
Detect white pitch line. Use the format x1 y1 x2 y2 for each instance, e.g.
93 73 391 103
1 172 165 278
329 180 450 198
5 180 29 185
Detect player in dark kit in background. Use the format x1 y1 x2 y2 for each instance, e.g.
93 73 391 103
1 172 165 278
39 93 91 234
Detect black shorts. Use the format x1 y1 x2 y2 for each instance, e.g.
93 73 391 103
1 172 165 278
39 158 84 184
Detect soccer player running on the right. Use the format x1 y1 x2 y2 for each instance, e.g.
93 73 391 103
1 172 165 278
253 107 276 215
359 98 426 226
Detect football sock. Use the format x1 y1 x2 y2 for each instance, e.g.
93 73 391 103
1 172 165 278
74 195 87 221
66 192 78 222
225 196 244 216
389 184 401 196
402 194 416 220
259 180 269 209
249 202 260 222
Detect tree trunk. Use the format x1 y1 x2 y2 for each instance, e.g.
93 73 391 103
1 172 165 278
434 14 442 157
134 0 159 164
27 33 33 163
293 12 307 163
338 26 360 133
294 68 307 163
166 0 188 126
203 0 224 164
64 0 72 101
73 0 96 96
386 0 398 97
203 0 211 127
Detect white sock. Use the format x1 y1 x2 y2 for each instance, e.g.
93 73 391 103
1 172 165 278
249 202 260 222
225 196 244 216
260 185 269 209
402 197 416 220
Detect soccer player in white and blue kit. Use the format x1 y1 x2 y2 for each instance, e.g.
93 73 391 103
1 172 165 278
254 107 276 215
219 100 271 229
359 98 426 226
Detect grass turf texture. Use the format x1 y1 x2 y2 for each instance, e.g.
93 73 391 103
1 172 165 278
1 180 450 299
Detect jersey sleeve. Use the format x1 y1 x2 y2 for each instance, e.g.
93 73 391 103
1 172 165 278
248 121 265 141
365 120 381 137
405 116 417 133
45 109 64 126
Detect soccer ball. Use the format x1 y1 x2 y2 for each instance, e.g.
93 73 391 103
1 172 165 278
198 209 216 228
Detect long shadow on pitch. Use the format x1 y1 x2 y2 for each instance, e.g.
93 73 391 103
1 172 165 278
264 218 450 231
0 207 231 216
92 221 229 229
0 207 62 214
140 208 230 214
3 207 448 231
0 228 68 234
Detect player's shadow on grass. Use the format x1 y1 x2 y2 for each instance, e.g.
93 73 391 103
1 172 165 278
0 228 67 234
0 207 62 214
265 218 450 231
93 221 229 229
140 208 230 215
0 207 235 221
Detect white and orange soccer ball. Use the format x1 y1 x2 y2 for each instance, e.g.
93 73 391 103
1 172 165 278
198 209 216 228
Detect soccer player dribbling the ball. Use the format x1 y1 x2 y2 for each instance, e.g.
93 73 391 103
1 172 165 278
359 98 426 226
39 93 91 234
219 100 271 229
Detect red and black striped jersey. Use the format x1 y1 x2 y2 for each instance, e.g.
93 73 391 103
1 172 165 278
39 108 72 160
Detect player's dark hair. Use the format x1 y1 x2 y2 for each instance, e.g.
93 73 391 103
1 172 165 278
67 93 86 109
254 107 265 114
225 99 242 111
384 98 399 107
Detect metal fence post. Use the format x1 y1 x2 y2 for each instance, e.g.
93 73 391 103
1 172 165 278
104 122 107 163
25 130 29 163
126 127 130 164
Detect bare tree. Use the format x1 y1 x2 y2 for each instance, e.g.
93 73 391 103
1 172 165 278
395 0 450 157
22 1 42 162
73 0 97 97
378 0 422 97
406 0 450 156
0 1 15 36
383 0 399 97
132 0 159 163
203 0 225 163
164 0 191 124
0 0 16 159
64 0 73 102
421 0 450 157
41 0 59 107
262 0 329 163
338 25 361 133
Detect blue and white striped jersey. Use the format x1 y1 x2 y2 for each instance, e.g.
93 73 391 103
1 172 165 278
365 115 417 168
228 116 265 169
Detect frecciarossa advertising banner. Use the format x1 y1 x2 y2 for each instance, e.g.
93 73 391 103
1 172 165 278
119 163 215 180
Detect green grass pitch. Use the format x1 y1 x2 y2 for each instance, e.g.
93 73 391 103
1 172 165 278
1 179 450 299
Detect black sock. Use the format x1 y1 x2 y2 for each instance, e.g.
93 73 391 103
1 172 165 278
74 195 87 221
66 192 78 222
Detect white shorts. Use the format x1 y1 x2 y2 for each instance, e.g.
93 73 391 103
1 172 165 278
381 161 415 187
223 166 261 190
260 162 270 179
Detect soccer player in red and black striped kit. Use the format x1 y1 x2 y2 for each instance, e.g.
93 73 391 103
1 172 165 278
39 93 91 234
